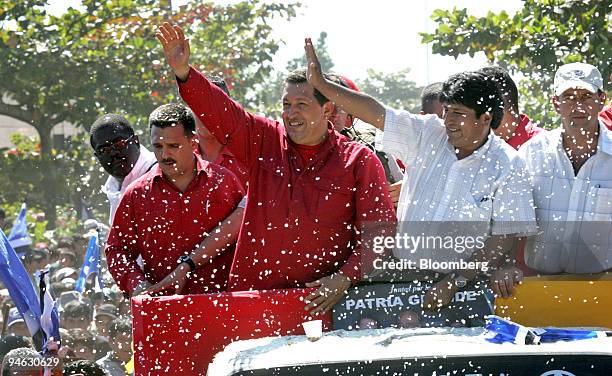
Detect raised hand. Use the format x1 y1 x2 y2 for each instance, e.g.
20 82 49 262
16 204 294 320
156 22 191 81
304 37 325 88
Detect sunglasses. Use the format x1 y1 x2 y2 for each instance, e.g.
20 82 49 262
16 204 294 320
95 134 136 155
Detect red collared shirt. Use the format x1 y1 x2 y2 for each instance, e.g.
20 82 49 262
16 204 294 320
105 155 244 294
600 105 612 131
507 114 542 150
195 145 249 190
215 150 249 190
179 67 396 291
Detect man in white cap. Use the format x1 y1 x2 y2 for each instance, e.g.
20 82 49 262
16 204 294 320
516 62 611 277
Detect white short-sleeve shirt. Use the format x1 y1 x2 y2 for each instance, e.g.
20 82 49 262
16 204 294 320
518 124 612 273
377 108 537 265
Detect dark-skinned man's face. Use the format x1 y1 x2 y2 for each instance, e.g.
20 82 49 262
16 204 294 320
91 126 140 179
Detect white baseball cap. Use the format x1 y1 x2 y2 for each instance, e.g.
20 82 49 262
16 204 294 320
554 62 603 96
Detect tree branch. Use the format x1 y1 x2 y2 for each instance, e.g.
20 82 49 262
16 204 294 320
0 99 32 124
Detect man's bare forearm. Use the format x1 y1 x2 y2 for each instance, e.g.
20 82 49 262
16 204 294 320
459 235 518 280
190 207 244 267
314 78 387 130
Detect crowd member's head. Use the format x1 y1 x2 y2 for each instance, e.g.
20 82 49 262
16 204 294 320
328 75 358 132
61 301 92 330
209 75 230 95
2 347 41 376
6 308 29 337
22 249 48 274
0 336 32 363
479 66 521 142
58 248 77 268
553 63 606 132
90 114 140 181
93 304 118 337
149 103 198 181
195 76 231 157
108 318 132 363
420 82 444 118
71 234 88 260
66 329 96 361
440 71 504 157
63 360 106 376
0 208 5 229
282 68 335 145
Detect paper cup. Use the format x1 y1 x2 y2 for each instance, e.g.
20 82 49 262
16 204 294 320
302 320 322 341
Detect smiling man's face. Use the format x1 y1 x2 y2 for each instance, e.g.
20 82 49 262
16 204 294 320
443 102 491 156
281 82 332 146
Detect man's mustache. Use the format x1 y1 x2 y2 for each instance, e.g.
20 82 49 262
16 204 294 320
161 159 177 164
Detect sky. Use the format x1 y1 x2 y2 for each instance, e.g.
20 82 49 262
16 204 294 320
49 0 525 86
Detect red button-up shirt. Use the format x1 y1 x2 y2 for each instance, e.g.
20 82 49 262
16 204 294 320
507 114 542 150
216 150 249 190
600 105 612 131
105 155 244 294
179 67 396 291
195 146 249 190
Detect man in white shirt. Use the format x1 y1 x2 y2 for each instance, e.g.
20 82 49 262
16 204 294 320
90 114 157 224
304 39 537 310
519 62 611 274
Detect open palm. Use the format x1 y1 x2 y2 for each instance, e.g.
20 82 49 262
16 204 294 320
156 22 191 80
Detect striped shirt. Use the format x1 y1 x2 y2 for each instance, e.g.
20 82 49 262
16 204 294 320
518 124 612 273
377 108 537 265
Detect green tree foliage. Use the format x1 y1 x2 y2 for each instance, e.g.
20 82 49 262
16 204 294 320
356 69 422 113
420 0 611 127
0 0 298 222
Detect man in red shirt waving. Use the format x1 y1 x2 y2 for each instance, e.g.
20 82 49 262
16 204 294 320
105 103 245 297
156 23 396 314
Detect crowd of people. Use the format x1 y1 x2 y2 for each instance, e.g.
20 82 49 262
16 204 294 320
0 20 611 375
0 221 134 375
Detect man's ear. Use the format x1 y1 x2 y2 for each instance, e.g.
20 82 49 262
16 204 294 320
480 112 492 127
597 91 607 106
133 134 140 145
189 135 199 150
552 96 561 114
322 101 335 120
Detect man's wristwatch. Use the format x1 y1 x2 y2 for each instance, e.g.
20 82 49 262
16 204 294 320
450 272 468 288
177 255 196 272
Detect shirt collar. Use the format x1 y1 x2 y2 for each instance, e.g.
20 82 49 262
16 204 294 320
549 123 612 156
284 121 338 151
446 131 495 162
598 121 612 156
215 148 236 165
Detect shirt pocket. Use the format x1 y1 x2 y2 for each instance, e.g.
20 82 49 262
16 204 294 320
585 186 612 220
447 193 493 222
256 159 287 205
311 177 355 225
577 186 612 254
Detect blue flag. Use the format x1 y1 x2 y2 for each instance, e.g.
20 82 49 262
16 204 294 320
0 229 41 336
485 315 611 345
37 270 61 353
75 233 104 293
8 203 32 249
